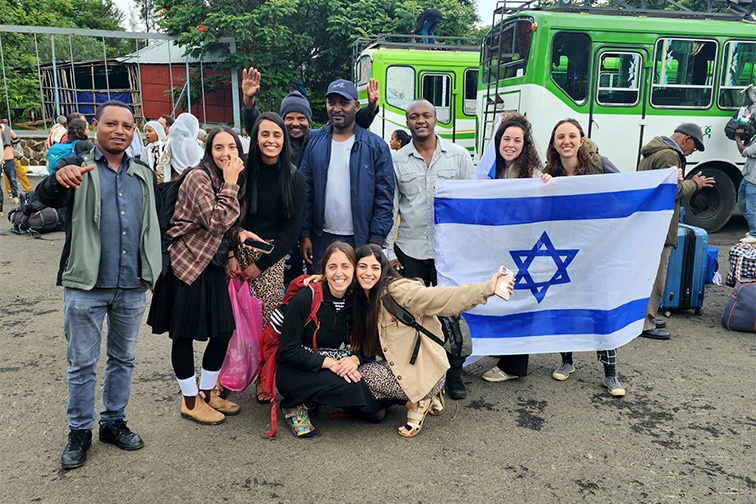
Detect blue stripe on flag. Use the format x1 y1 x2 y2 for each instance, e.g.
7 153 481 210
435 184 676 226
462 298 648 338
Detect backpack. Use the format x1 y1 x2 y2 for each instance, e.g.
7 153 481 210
19 191 47 215
259 276 324 437
46 140 80 174
8 206 64 237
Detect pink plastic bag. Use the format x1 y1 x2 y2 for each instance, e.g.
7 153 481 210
219 278 263 392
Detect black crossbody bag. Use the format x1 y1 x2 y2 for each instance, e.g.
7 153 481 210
381 295 446 365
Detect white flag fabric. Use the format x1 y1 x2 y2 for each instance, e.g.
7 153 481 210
434 168 678 355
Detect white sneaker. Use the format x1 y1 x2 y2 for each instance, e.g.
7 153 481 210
740 235 756 244
552 362 576 381
481 366 519 382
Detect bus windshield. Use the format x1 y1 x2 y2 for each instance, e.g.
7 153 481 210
482 18 533 83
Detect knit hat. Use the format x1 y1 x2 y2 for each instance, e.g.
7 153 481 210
279 91 312 122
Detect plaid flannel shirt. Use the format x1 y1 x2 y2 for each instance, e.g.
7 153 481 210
168 167 240 285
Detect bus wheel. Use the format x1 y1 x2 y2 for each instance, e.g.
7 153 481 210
682 168 735 233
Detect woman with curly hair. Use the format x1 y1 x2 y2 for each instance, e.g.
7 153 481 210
481 113 549 384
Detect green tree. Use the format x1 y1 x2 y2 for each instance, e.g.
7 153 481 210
157 0 479 121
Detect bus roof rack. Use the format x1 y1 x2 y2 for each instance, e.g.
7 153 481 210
494 0 742 21
352 34 480 57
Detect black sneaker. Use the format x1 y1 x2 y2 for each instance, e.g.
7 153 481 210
61 429 92 470
99 419 144 451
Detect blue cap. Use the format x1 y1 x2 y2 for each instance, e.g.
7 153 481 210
326 79 358 101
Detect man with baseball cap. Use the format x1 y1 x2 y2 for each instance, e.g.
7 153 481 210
299 78 394 268
637 123 715 340
241 67 380 167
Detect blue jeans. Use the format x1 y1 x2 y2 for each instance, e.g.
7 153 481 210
2 158 18 198
421 20 440 44
63 287 146 430
738 178 756 237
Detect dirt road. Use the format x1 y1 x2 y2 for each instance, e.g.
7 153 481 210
1 204 754 503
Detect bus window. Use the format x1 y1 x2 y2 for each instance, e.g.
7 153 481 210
651 38 717 109
719 41 756 109
597 52 642 106
386 65 415 111
551 32 591 104
355 55 371 86
423 73 452 123
482 18 533 83
464 68 478 116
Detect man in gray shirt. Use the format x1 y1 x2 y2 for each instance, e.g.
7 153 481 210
735 127 756 243
386 99 476 399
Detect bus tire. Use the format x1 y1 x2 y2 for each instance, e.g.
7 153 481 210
682 168 735 233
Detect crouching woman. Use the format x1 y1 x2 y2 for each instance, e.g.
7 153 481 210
276 241 384 438
352 244 514 437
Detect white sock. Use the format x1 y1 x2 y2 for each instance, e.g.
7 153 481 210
199 369 220 391
177 376 198 397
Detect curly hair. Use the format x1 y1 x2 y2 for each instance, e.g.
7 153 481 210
544 118 592 177
493 112 543 179
67 118 89 142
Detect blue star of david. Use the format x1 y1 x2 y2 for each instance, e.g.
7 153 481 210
509 231 578 303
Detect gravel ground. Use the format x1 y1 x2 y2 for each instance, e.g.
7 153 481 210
1 187 754 503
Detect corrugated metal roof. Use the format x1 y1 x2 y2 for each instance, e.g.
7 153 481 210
117 39 226 65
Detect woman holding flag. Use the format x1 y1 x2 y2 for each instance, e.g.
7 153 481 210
543 118 625 397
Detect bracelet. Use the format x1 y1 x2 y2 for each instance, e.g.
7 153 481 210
228 253 235 258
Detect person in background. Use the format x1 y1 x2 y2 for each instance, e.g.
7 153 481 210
60 113 88 144
158 114 174 136
415 8 444 44
1 116 19 204
46 115 68 150
385 99 475 400
148 126 263 425
35 100 162 470
637 123 715 340
0 118 32 196
389 130 411 151
197 128 208 149
140 120 167 175
734 127 756 243
156 113 204 182
481 113 550 384
66 118 95 156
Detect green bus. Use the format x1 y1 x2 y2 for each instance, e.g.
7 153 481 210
353 35 480 153
478 1 756 231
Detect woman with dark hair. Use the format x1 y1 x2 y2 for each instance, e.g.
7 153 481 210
66 118 94 156
352 244 513 437
481 113 549 384
276 241 384 438
228 112 306 324
543 118 625 397
148 126 265 424
389 129 411 151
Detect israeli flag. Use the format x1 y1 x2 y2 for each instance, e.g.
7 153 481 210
434 168 677 355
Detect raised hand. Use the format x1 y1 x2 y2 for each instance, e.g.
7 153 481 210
241 67 261 108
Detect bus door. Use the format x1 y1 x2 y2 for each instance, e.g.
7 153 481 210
588 48 648 172
420 72 455 141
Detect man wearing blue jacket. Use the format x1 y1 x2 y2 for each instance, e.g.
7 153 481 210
299 79 395 268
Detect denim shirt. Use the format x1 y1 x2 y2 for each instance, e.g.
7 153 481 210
93 147 144 289
385 136 476 261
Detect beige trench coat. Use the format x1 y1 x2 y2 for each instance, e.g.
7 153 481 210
378 278 495 403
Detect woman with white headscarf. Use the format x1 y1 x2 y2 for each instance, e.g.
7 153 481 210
156 113 204 182
141 120 167 177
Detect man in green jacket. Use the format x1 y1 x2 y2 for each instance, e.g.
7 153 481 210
36 101 162 470
637 123 714 340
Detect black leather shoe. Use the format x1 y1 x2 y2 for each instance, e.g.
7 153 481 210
99 419 144 451
446 375 467 400
61 429 92 470
654 318 667 329
640 328 670 340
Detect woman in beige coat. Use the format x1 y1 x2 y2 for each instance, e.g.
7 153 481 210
352 244 513 437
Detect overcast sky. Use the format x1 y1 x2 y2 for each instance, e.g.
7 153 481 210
113 0 498 31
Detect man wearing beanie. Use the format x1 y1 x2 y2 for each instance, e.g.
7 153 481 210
637 123 715 340
241 67 380 167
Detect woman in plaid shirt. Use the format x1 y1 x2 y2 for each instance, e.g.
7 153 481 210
148 126 264 425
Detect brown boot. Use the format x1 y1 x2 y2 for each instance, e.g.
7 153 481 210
181 395 225 425
202 391 241 416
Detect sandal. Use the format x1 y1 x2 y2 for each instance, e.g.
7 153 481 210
429 389 445 416
398 399 431 438
256 383 272 404
283 404 319 438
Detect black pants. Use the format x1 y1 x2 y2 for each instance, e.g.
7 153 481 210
496 354 529 377
395 245 436 286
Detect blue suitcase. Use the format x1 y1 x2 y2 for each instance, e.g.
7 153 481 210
660 224 708 313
